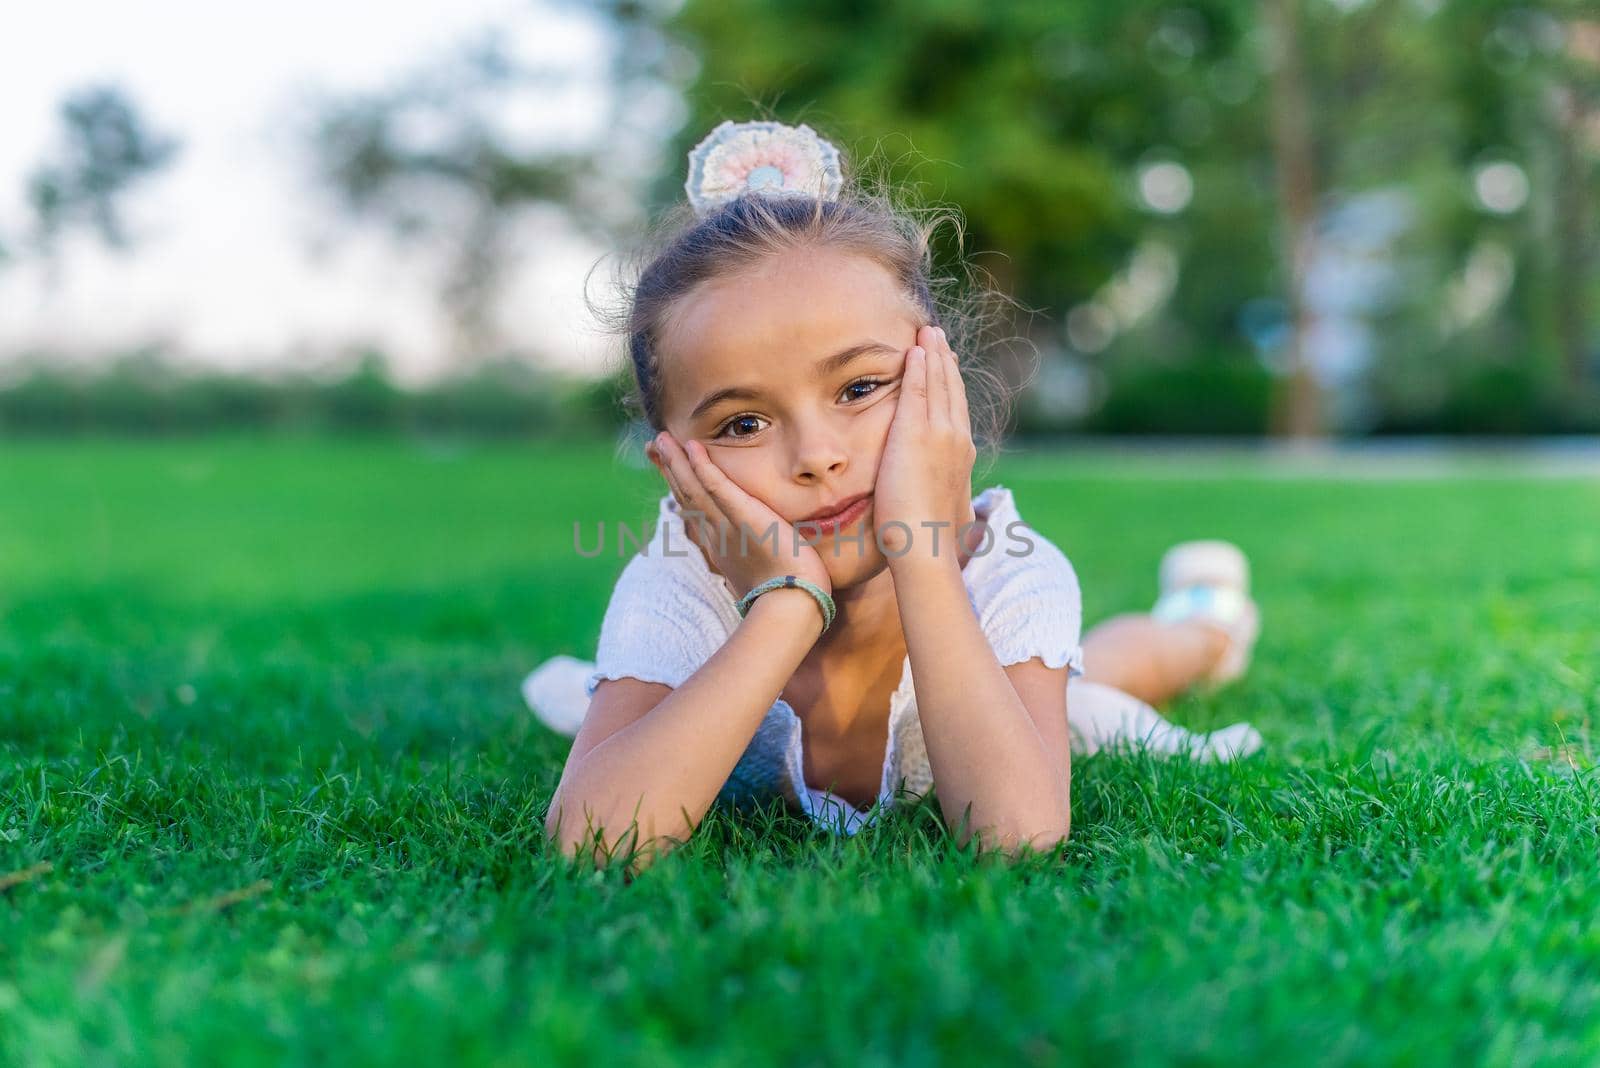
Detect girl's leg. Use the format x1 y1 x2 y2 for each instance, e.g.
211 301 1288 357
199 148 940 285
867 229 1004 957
1066 676 1262 762
1079 613 1230 708
1079 539 1259 708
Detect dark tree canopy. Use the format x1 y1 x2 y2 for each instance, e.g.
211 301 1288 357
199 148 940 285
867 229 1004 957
27 84 181 253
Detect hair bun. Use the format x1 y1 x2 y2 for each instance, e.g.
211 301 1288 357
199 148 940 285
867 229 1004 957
684 120 843 219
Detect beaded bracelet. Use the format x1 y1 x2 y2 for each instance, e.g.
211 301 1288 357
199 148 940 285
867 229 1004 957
735 574 836 633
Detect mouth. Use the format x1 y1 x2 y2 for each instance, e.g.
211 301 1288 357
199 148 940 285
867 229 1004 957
794 493 873 536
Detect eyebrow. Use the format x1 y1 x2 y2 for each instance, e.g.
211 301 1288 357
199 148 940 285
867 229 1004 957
687 341 901 424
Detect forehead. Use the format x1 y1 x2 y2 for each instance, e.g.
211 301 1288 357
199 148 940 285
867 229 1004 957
656 245 919 422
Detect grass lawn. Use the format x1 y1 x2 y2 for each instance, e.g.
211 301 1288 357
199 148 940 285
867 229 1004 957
2 434 1598 1066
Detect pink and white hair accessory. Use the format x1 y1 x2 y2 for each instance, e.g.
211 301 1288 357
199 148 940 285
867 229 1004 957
684 119 843 218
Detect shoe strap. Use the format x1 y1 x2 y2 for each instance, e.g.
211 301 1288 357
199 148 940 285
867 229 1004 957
1151 585 1250 628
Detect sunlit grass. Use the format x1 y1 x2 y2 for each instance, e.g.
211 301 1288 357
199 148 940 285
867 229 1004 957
2 434 1597 1065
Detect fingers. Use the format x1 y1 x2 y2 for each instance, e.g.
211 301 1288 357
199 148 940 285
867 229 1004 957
938 328 971 435
657 432 781 543
923 327 948 431
647 435 685 503
898 342 928 429
920 324 971 437
653 432 725 542
682 437 752 522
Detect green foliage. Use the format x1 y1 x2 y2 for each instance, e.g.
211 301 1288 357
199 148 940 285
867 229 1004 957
663 0 1262 308
0 352 621 438
1370 361 1600 436
5 348 1596 437
657 0 1599 427
3 438 1599 1063
1086 354 1275 435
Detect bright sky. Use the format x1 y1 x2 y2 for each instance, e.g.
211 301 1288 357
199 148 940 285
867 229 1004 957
0 0 619 383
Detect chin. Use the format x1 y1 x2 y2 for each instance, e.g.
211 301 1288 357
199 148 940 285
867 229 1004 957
816 531 891 591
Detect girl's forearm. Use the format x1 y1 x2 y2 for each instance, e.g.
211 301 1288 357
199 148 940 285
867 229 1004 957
891 553 1070 850
547 589 822 865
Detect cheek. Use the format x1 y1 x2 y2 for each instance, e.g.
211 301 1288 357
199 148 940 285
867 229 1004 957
859 398 897 458
712 448 781 502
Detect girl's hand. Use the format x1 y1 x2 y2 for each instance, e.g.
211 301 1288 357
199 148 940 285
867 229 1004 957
646 431 834 605
873 324 979 568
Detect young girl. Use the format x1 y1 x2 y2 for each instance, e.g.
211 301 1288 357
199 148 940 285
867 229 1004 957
526 120 1262 870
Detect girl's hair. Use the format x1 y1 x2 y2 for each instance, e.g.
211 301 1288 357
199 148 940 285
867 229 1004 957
588 129 1032 475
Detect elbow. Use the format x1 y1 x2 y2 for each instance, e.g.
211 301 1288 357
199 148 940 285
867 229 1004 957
544 790 687 873
992 794 1073 858
996 809 1071 858
545 789 627 864
951 803 1072 858
1010 783 1074 856
1017 817 1071 856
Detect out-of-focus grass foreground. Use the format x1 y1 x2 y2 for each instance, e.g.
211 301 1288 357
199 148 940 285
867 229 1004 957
2 436 1597 1065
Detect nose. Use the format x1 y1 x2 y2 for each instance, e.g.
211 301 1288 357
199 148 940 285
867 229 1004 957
790 414 849 483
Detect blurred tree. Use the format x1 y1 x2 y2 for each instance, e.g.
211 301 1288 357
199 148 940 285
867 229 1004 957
297 0 1594 433
1261 0 1322 439
307 3 692 366
1546 14 1598 388
309 35 587 363
25 85 180 255
660 0 1259 307
657 0 1598 437
658 0 1306 426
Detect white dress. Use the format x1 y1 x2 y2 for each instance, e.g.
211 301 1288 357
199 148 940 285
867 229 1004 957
524 483 1262 837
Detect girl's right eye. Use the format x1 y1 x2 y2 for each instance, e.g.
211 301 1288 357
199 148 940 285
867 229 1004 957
713 414 768 440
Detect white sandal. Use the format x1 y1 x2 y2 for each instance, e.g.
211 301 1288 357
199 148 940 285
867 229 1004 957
1150 540 1261 688
522 654 594 737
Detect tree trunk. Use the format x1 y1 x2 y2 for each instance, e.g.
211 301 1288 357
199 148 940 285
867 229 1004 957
1262 0 1324 440
1549 73 1595 389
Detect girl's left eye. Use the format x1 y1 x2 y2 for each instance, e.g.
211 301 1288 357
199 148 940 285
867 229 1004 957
842 378 887 402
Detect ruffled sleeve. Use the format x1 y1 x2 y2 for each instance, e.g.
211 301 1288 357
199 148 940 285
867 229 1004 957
583 499 741 699
965 486 1087 678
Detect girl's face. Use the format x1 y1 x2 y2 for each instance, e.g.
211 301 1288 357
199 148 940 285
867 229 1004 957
655 244 924 588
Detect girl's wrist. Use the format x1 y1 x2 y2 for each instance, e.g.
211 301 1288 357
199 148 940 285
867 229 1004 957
738 574 834 630
743 585 830 640
886 535 965 578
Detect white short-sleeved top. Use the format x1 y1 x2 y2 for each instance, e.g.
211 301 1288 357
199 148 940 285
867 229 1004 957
583 484 1086 837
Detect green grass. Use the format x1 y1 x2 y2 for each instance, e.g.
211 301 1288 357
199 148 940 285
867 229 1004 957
2 434 1598 1066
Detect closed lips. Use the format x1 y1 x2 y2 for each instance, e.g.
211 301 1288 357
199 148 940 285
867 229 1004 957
800 493 870 523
